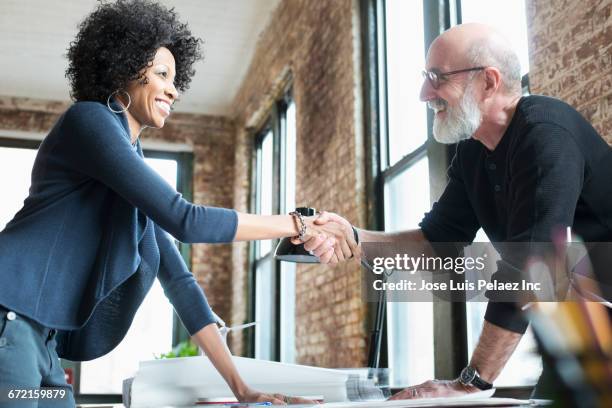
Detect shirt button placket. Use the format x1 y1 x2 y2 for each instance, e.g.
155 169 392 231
487 160 501 192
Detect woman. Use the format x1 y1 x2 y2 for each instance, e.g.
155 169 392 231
0 0 356 405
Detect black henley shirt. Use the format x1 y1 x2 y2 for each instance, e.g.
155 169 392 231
420 94 612 333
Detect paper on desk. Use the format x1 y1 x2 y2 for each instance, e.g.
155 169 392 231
126 356 353 407
298 390 539 407
278 390 548 408
314 398 529 407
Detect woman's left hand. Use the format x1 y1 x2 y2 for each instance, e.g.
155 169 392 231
237 388 284 404
272 393 321 405
238 387 320 405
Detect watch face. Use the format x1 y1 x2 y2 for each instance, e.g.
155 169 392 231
461 366 476 384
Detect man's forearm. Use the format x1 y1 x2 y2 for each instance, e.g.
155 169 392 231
356 228 435 260
357 228 426 243
469 320 523 383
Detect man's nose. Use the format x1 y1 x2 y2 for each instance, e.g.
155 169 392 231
420 79 436 102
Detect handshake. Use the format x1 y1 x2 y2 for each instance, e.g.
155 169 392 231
291 211 362 264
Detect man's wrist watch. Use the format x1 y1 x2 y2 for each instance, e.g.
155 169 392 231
459 366 493 390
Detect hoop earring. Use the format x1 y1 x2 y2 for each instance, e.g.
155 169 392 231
106 89 131 113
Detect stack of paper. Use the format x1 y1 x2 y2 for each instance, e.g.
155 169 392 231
124 356 354 407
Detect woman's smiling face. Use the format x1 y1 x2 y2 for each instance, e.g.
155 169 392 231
120 47 179 137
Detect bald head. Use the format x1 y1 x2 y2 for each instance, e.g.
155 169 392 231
427 23 522 95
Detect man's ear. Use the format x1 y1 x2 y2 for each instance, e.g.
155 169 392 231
483 67 502 95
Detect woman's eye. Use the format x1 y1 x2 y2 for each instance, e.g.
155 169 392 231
158 71 168 78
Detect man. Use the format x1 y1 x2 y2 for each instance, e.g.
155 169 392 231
305 23 612 399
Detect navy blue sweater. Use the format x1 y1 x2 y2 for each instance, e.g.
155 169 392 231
0 100 238 360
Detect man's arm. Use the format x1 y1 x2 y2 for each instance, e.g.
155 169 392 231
356 227 427 244
389 321 522 400
470 321 523 383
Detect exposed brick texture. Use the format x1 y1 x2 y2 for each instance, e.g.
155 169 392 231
230 0 368 366
0 95 237 324
0 96 69 131
527 0 611 143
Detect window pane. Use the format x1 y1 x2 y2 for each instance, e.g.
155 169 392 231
384 157 430 230
280 101 297 363
0 147 38 229
280 261 296 363
385 0 428 166
284 102 297 213
143 158 178 187
384 158 434 386
460 0 530 76
255 256 275 360
80 157 177 394
259 131 274 256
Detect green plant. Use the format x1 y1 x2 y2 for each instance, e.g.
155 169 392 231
156 340 199 359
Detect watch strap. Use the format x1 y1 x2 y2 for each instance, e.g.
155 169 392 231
472 374 493 390
460 366 493 390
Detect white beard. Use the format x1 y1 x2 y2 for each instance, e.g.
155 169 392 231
429 83 482 144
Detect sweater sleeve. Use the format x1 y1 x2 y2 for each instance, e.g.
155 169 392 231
485 122 584 334
155 224 217 335
58 102 238 244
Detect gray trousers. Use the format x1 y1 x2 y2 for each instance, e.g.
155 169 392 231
0 306 75 408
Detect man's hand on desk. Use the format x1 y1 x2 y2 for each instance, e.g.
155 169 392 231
388 379 479 400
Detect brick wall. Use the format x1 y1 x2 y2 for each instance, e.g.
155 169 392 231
527 0 611 142
229 0 368 366
0 96 69 131
0 95 237 323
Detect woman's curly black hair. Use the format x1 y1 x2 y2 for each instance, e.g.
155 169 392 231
66 0 202 102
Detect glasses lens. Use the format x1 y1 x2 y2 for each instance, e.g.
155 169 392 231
428 72 439 89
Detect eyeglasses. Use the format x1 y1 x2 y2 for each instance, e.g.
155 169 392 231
422 67 486 89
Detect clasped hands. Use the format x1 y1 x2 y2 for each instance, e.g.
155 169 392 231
293 211 361 264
